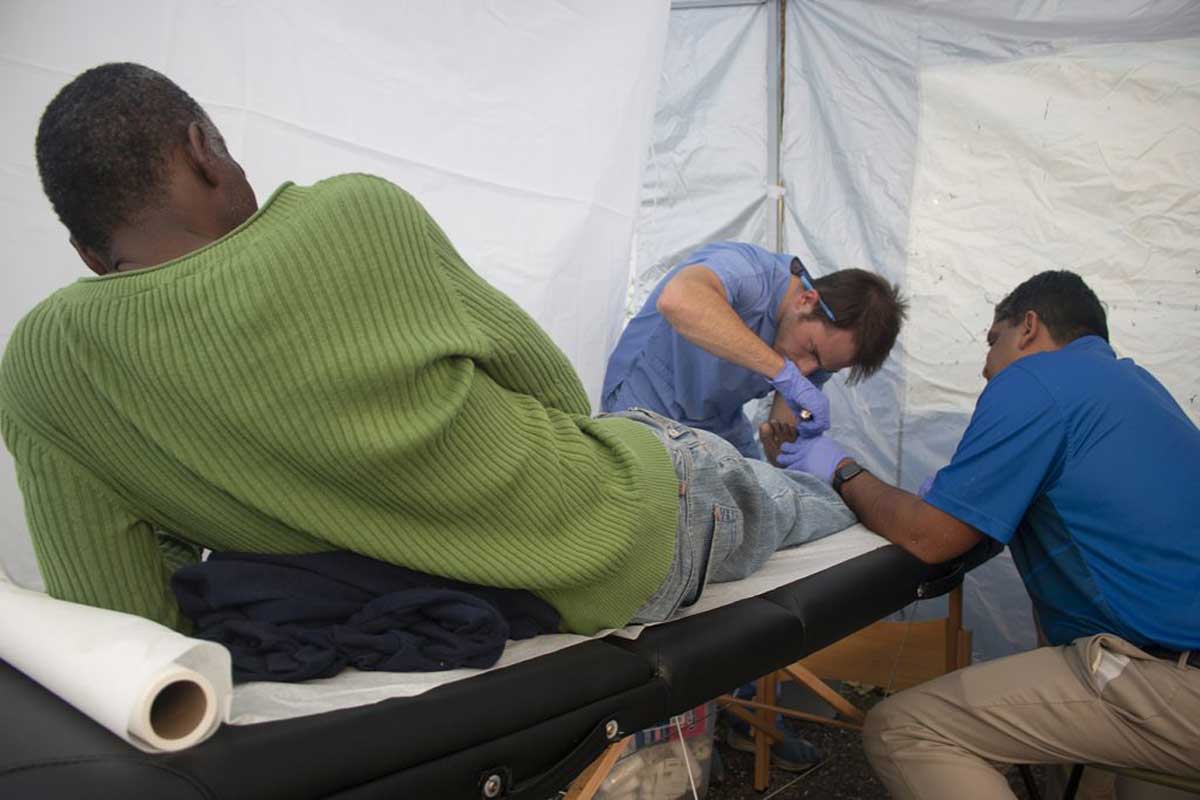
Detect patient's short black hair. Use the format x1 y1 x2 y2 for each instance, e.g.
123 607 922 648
35 62 223 254
994 270 1108 344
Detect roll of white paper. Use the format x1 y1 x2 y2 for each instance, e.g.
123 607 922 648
128 665 220 751
0 572 231 753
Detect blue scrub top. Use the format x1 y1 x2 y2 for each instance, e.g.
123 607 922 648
601 242 830 457
925 336 1200 650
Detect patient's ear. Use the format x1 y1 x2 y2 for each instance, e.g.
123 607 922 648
70 237 112 276
184 121 222 188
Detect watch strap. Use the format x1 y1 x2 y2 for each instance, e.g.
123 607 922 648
832 460 866 495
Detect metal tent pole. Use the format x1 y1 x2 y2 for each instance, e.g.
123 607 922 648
766 0 785 251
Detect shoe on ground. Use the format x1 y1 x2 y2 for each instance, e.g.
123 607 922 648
724 723 822 773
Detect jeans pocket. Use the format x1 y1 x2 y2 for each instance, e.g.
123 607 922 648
698 503 748 588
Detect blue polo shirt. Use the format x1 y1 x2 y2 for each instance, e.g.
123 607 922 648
925 336 1200 650
601 242 830 457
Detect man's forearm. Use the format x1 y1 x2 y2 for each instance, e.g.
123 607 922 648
838 464 982 564
657 267 785 377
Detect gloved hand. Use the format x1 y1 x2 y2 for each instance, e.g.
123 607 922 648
777 435 848 485
769 360 830 438
917 474 936 499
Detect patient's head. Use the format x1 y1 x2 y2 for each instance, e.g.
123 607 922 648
983 270 1108 381
35 63 256 274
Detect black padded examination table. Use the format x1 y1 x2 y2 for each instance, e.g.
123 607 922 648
1 541 989 800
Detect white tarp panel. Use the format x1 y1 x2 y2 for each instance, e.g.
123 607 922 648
784 0 1200 659
0 0 669 588
631 2 770 314
906 38 1200 463
783 1 919 483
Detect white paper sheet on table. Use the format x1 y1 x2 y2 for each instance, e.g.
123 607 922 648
0 526 887 739
229 525 887 725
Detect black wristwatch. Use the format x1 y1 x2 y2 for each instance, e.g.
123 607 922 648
832 460 867 496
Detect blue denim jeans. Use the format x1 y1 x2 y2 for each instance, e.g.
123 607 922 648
603 381 764 459
609 408 857 625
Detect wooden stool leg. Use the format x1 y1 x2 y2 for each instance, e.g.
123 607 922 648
946 585 964 672
563 736 631 800
718 695 784 743
753 671 779 791
781 662 866 723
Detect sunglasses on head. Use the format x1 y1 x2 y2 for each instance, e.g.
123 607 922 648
790 258 836 322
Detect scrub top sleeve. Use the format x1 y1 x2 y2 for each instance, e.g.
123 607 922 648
924 365 1067 544
690 248 772 315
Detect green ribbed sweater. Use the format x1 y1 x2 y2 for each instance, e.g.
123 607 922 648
0 174 678 634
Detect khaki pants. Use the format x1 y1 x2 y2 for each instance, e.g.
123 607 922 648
863 634 1200 800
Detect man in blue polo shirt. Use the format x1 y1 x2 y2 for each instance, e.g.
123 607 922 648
602 242 907 460
779 271 1199 798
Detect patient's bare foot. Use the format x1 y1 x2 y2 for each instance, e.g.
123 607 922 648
760 419 798 466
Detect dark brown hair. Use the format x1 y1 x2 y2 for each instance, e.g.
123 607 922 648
801 264 908 383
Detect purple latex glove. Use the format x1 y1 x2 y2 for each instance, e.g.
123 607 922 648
917 475 935 499
768 360 830 438
777 435 848 485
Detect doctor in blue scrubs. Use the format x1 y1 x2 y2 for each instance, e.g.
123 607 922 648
602 242 907 461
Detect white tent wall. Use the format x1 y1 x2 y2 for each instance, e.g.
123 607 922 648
637 0 1200 660
632 0 772 315
0 0 670 589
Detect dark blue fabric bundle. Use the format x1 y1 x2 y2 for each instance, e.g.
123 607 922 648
171 550 561 683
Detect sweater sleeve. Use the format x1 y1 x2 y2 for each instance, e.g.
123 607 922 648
423 217 592 416
157 532 202 577
2 416 189 632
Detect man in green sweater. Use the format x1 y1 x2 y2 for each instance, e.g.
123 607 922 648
1 63 855 636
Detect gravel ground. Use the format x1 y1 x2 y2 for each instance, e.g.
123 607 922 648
705 684 1045 800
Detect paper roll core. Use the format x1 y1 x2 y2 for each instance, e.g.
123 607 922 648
150 678 208 740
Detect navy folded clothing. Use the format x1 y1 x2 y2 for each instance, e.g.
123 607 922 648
171 551 561 682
